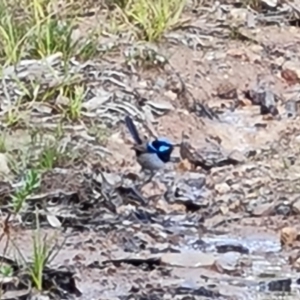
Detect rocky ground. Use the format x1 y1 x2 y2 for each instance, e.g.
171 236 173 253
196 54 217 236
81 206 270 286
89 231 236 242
2 0 300 299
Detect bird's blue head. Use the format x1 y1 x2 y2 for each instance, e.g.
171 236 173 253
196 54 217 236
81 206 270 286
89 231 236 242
147 137 174 163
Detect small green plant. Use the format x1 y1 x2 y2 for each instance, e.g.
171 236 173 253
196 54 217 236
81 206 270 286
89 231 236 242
30 214 56 291
124 0 186 41
11 210 63 291
12 169 40 214
29 0 99 62
64 85 85 121
0 265 13 277
37 138 77 170
0 135 7 153
37 143 62 171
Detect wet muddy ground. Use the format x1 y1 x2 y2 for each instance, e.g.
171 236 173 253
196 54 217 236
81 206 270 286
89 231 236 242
3 0 300 299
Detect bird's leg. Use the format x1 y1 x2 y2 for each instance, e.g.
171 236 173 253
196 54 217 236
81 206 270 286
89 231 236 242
140 167 153 183
147 171 162 191
145 171 154 184
140 169 159 191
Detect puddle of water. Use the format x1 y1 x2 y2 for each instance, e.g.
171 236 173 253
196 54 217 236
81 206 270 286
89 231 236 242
201 234 281 254
179 232 299 298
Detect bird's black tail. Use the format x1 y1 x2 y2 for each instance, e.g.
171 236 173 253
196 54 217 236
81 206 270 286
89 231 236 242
125 116 143 145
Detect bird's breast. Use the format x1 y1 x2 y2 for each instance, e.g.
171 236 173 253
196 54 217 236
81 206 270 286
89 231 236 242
137 153 165 170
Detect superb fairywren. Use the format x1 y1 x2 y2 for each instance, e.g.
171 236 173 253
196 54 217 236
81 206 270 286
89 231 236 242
125 115 175 173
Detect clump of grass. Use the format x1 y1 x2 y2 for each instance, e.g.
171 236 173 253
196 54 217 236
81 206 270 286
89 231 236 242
10 210 63 291
35 133 80 171
120 0 187 41
0 0 99 66
37 144 61 171
63 85 85 121
37 141 69 171
29 213 59 291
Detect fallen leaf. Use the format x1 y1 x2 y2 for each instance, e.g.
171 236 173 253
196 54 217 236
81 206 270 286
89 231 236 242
47 214 62 228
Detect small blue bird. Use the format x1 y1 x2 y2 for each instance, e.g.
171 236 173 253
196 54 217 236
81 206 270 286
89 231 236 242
125 116 175 174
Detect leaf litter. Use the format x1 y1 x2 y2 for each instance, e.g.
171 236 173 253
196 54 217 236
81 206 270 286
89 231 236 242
3 0 300 299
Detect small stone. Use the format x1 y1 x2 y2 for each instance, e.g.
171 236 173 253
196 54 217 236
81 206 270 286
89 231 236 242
261 0 278 8
251 203 275 217
292 198 300 214
164 90 177 101
229 8 248 23
220 205 229 215
214 252 242 275
228 150 246 163
215 183 230 194
280 227 298 247
161 251 217 268
216 82 237 100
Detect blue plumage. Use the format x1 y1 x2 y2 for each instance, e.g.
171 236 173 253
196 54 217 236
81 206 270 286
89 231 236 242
124 115 174 171
125 115 143 145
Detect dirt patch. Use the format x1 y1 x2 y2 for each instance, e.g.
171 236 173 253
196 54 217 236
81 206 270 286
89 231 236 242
2 0 300 299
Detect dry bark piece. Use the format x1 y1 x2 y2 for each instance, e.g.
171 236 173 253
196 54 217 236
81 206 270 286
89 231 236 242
281 69 299 86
